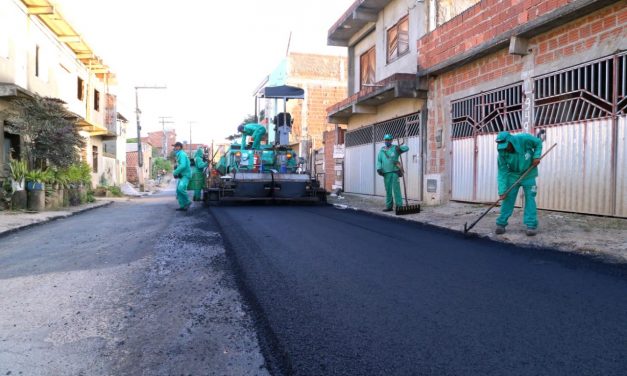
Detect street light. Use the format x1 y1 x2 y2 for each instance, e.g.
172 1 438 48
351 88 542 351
135 85 166 190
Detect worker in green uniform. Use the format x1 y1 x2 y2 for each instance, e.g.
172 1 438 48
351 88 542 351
376 134 409 212
189 147 208 201
172 142 192 211
495 131 543 236
238 123 266 150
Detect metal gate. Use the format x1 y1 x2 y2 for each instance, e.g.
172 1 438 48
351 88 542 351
451 53 627 217
345 113 422 200
451 83 524 203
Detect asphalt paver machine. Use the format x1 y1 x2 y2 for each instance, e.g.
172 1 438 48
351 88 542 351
204 85 326 204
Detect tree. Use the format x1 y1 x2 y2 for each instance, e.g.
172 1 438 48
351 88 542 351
151 157 172 178
3 95 85 169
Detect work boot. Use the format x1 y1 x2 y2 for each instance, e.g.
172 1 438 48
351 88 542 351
175 207 187 211
495 225 506 235
526 227 537 236
382 207 393 212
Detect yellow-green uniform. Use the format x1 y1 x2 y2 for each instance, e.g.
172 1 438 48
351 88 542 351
496 131 543 229
376 144 409 209
189 148 208 201
241 123 267 150
172 149 192 209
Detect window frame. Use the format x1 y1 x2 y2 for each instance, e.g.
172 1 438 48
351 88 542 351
386 15 410 64
359 47 376 90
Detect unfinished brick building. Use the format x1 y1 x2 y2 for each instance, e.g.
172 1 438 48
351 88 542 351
328 0 626 217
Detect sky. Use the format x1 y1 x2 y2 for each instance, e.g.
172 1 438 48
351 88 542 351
54 0 355 145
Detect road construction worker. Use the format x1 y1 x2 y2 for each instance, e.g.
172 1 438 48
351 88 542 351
376 134 409 212
238 123 266 150
172 142 192 211
189 147 208 201
495 131 543 236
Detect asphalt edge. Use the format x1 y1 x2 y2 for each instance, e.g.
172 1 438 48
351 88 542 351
0 201 114 240
335 203 627 277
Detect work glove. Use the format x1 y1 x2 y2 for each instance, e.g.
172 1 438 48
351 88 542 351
377 169 383 176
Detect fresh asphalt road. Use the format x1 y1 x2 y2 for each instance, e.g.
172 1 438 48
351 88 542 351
212 205 627 376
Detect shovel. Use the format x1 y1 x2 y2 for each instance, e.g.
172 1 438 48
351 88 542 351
395 139 420 215
463 142 557 234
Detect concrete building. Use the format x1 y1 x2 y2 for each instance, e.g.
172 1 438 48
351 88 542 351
0 0 123 188
102 113 129 186
328 0 626 217
327 0 429 201
255 52 348 162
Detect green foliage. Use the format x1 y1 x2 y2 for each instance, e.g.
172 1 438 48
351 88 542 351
25 169 48 184
86 189 95 203
65 162 92 187
108 186 123 197
126 137 138 143
3 95 85 169
151 157 173 178
9 158 27 182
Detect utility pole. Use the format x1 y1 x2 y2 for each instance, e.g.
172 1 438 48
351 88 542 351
188 121 197 156
158 116 174 158
134 85 166 191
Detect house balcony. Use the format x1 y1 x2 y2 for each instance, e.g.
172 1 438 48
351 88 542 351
327 74 426 124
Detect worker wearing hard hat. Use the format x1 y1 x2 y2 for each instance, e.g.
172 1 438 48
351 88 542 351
495 131 543 236
238 123 267 150
376 134 409 212
172 142 192 211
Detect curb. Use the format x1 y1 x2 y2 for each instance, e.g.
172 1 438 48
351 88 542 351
0 201 114 239
332 203 627 266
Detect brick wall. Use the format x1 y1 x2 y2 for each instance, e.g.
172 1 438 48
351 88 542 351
285 53 348 150
418 0 576 70
322 127 346 192
423 1 626 191
126 151 139 183
146 130 177 156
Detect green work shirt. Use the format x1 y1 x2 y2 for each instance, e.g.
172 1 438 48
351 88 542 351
241 123 264 145
376 145 409 173
497 133 542 194
173 150 192 179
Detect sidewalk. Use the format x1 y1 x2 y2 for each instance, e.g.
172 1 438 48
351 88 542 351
328 193 627 263
0 199 113 238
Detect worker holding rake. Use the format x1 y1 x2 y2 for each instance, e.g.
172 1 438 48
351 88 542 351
376 134 409 212
495 131 543 236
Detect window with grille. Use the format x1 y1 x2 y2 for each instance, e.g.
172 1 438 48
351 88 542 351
534 57 615 126
346 126 373 147
451 83 523 139
360 47 376 90
345 113 420 147
387 15 409 63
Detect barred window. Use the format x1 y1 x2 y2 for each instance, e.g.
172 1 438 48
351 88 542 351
451 83 523 139
534 57 614 126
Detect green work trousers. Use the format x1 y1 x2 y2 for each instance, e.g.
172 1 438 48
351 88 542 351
176 176 191 209
252 128 266 149
384 172 403 209
496 179 538 229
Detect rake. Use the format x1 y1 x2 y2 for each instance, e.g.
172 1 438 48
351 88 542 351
463 142 557 234
395 139 420 215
